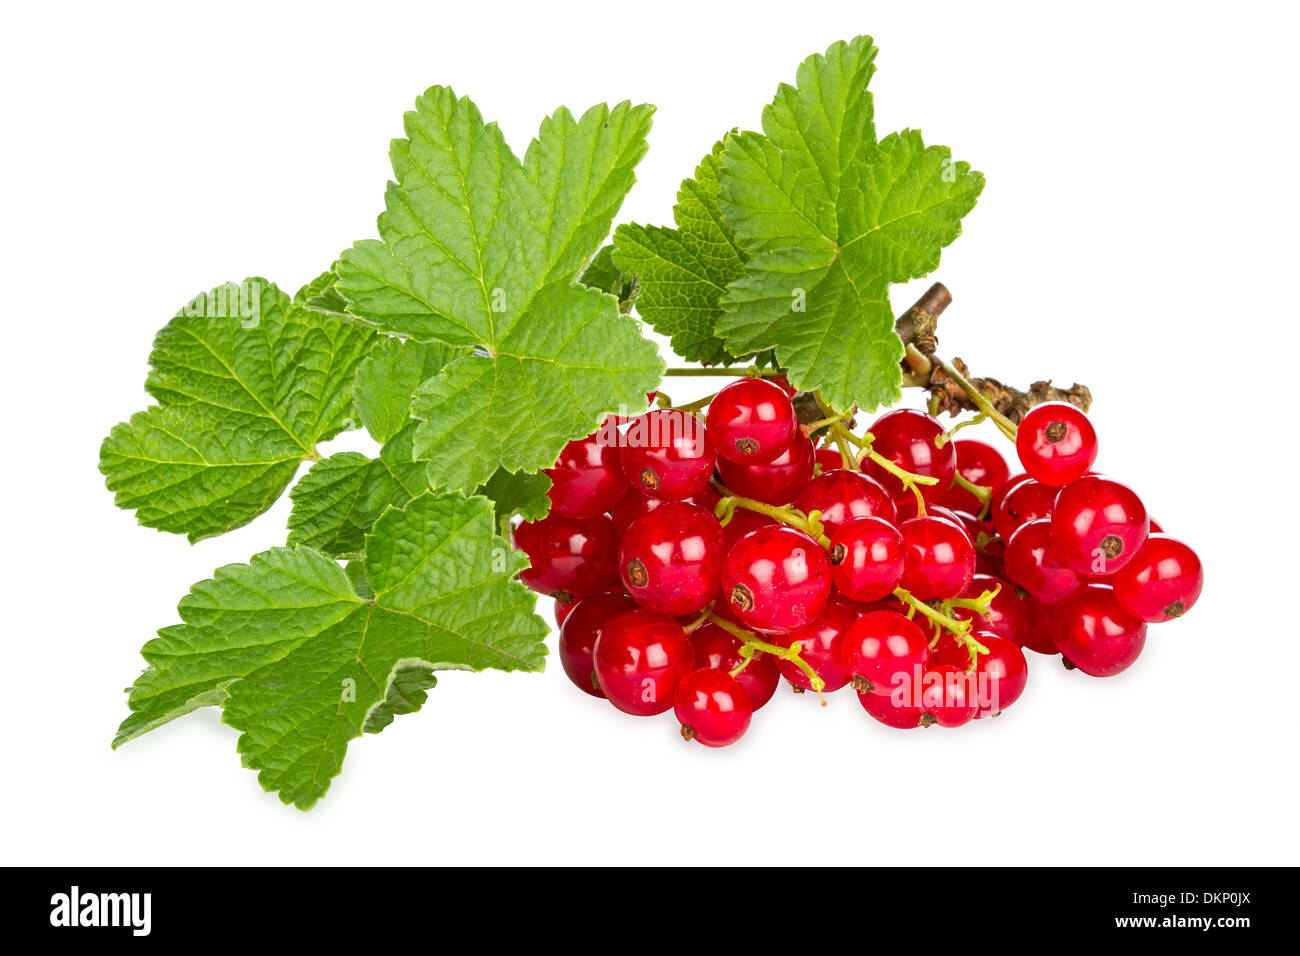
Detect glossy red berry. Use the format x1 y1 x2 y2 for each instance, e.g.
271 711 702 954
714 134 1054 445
1018 595 1062 656
861 409 956 504
970 632 1028 718
618 502 724 616
545 431 627 518
795 469 897 535
1050 476 1149 575
558 593 639 697
716 429 815 505
894 499 969 526
840 610 930 695
993 477 1056 543
814 445 845 473
514 513 619 601
939 439 1011 514
989 472 1028 517
1003 518 1084 605
720 507 777 552
554 593 580 628
898 515 975 599
919 664 978 728
950 573 1025 644
766 374 796 397
593 609 694 715
1111 534 1203 623
705 378 799 464
610 485 721 537
858 686 926 729
619 409 716 500
770 601 857 693
828 517 904 602
674 668 753 747
1051 585 1147 677
1016 402 1098 487
690 623 780 711
722 525 831 634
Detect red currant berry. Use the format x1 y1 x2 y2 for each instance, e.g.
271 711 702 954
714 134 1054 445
720 507 777 552
766 374 796 397
722 525 831 634
858 686 926 729
951 573 1024 643
593 609 694 715
1018 595 1061 656
690 623 780 711
611 486 720 536
928 630 975 670
1051 585 1147 677
828 516 904 602
1111 534 1203 623
674 668 753 747
939 439 1011 514
1016 402 1098 487
770 602 857 693
970 632 1028 717
1050 475 1149 575
840 610 930 695
860 409 956 504
1003 518 1084 605
514 513 619 601
715 429 815 505
795 469 897 535
919 664 978 728
992 477 1057 543
989 471 1027 517
618 502 724 616
944 508 988 544
604 391 659 426
894 499 969 527
705 377 799 464
554 593 580 628
544 431 627 518
558 593 639 697
619 409 716 500
814 445 845 473
899 515 975 600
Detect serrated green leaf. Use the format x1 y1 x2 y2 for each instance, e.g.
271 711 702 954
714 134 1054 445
613 141 745 365
335 89 664 492
717 36 984 412
100 278 375 542
475 467 553 529
579 244 638 312
296 269 344 308
287 422 427 555
363 663 438 733
285 449 422 562
115 492 548 810
353 337 462 444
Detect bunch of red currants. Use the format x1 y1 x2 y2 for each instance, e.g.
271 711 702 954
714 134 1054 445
513 377 1202 747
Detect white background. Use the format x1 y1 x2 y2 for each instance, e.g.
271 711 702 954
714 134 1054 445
3 1 1297 865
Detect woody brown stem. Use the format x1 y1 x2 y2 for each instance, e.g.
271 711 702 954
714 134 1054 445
893 284 1093 425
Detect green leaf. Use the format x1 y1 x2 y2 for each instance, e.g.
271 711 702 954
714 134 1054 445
335 89 664 492
579 244 638 312
286 423 428 556
613 141 746 365
100 278 375 542
353 337 461 445
717 36 984 411
475 467 552 529
114 492 548 810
